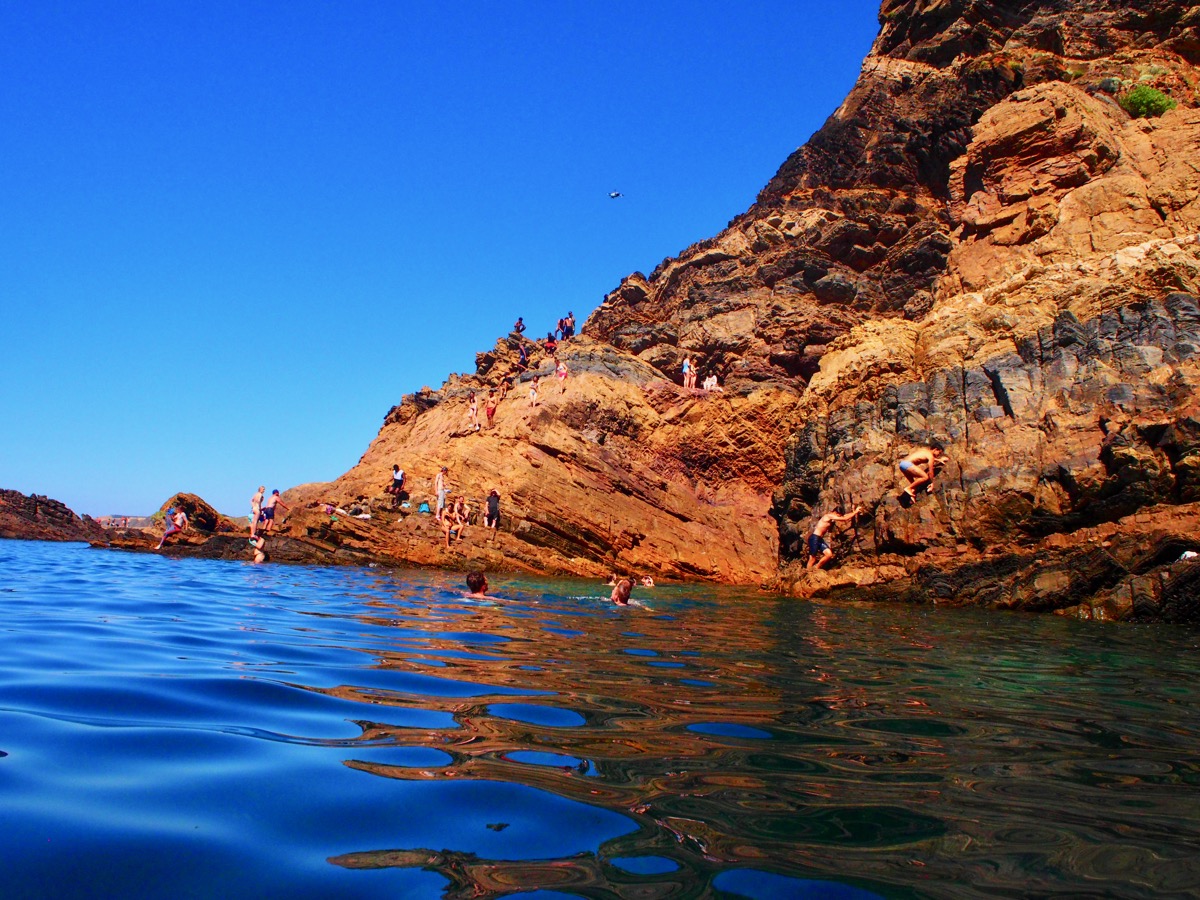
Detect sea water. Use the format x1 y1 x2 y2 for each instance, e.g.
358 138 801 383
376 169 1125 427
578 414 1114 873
1 538 1198 899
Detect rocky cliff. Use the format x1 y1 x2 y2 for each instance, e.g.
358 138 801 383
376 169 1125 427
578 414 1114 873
0 489 109 543
284 0 1200 619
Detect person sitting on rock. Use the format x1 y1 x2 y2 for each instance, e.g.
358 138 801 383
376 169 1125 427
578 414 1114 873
806 505 863 570
386 464 406 498
899 445 944 499
443 496 469 547
156 507 189 550
545 333 558 355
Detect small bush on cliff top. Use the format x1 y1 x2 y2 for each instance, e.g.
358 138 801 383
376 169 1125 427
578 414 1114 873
1120 85 1177 118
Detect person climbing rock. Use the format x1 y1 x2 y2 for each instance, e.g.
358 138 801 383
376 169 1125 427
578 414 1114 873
899 445 944 499
260 490 289 534
806 505 863 570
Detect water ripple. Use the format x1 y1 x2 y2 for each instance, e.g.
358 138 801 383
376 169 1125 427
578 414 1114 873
2 539 1200 898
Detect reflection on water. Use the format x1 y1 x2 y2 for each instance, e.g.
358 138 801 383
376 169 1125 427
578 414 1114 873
1 539 1199 899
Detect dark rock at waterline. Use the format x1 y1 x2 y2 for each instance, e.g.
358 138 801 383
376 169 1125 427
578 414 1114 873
0 489 109 543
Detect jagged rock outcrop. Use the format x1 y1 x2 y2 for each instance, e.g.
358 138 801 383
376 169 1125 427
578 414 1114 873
289 335 796 582
0 489 109 543
236 1 1200 619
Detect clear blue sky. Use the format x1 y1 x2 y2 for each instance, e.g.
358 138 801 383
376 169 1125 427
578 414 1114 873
1 1 880 517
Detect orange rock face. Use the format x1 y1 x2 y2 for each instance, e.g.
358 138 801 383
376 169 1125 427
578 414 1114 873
288 338 796 583
276 0 1200 620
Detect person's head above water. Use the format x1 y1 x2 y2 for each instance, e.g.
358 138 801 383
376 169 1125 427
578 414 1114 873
612 578 632 605
465 571 488 595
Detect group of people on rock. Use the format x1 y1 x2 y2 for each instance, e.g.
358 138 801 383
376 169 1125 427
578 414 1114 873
431 465 502 549
244 485 290 562
681 355 721 392
805 445 945 570
511 310 574 344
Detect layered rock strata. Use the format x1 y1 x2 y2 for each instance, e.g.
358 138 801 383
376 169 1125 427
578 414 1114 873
0 489 109 543
96 0 1200 620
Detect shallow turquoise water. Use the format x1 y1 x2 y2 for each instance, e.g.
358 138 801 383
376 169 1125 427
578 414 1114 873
2 538 1199 899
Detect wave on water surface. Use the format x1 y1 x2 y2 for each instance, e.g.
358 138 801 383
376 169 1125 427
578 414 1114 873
2 539 1199 899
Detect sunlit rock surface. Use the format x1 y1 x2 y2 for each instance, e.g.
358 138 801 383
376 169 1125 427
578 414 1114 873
35 0 1200 620
277 0 1200 619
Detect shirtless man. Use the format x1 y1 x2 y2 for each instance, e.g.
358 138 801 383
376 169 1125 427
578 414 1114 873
806 505 864 570
485 391 497 427
250 485 265 536
260 490 289 534
899 445 944 498
434 467 449 523
156 508 189 550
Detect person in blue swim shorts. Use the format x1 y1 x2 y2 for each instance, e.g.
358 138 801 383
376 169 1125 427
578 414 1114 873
806 505 863 570
899 445 944 499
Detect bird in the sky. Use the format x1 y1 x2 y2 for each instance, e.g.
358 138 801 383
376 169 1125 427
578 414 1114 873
608 191 623 199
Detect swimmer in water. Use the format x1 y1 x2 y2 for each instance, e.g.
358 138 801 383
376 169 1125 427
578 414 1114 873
465 571 489 598
611 578 633 606
248 534 267 564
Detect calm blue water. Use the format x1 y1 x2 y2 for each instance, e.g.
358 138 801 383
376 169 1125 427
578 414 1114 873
2 539 1199 899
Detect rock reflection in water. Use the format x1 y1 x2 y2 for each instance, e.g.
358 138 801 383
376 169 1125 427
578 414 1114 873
313 580 1177 898
4 543 1200 899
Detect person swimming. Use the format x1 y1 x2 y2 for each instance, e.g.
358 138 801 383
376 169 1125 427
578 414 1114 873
610 578 633 606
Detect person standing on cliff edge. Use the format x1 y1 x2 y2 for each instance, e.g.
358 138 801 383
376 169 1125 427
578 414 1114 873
260 490 289 534
806 506 863 570
250 485 265 536
435 467 449 523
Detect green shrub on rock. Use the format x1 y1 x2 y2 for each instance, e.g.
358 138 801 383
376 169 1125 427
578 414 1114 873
1120 85 1177 118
